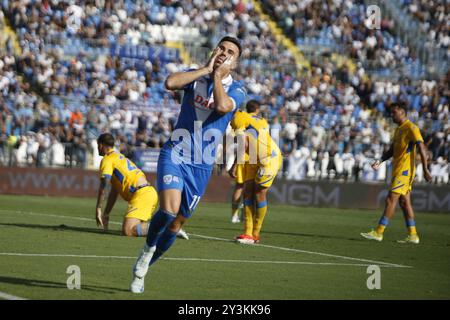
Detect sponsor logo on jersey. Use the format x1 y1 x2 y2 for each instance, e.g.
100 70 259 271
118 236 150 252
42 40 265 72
194 94 215 110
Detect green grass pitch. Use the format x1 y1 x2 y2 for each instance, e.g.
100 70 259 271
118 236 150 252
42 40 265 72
0 194 449 300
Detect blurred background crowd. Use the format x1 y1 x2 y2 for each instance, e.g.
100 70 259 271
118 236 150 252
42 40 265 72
0 0 448 185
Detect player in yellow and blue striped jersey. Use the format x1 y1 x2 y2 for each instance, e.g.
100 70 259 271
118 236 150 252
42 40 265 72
361 102 432 244
229 100 282 244
95 133 188 239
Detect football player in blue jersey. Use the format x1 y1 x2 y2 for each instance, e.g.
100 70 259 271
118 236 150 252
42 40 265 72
130 36 246 293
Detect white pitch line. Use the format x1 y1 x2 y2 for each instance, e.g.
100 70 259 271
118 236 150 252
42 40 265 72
188 233 411 268
0 252 403 268
0 209 412 268
0 291 27 300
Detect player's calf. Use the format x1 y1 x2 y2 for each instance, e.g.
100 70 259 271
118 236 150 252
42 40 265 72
122 218 148 237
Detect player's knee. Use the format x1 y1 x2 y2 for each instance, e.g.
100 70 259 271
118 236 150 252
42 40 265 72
385 195 396 207
122 224 136 237
399 196 411 210
255 187 268 202
122 229 134 237
255 191 266 203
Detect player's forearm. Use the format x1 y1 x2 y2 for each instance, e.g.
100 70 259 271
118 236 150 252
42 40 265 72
95 187 105 210
418 142 429 171
165 68 210 90
103 188 118 216
381 145 393 162
95 179 108 209
213 73 234 114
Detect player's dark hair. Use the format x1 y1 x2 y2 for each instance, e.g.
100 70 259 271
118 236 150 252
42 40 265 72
97 133 115 147
246 100 261 113
219 36 242 57
392 101 408 114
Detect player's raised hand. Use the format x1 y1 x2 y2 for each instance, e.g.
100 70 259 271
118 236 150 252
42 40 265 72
213 56 233 79
205 48 221 73
371 160 381 171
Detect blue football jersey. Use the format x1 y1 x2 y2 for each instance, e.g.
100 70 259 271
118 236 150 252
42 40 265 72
166 73 246 169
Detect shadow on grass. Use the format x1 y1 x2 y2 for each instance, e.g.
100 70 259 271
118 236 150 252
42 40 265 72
0 222 363 242
0 222 122 236
0 275 129 294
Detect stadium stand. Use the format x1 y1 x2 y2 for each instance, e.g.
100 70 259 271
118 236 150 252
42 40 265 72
0 0 448 184
399 0 448 50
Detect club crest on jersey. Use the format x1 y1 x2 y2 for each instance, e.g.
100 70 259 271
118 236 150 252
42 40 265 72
163 175 173 184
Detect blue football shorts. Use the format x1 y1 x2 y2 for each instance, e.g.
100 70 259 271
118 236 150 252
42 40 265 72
156 147 212 218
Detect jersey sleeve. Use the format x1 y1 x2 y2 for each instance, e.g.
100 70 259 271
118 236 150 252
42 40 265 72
99 157 113 180
227 84 246 111
230 111 248 132
409 124 424 144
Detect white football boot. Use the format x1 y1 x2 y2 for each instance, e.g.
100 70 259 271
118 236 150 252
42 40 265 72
231 214 241 224
130 244 156 293
176 228 189 240
360 230 383 242
130 275 145 294
397 234 420 244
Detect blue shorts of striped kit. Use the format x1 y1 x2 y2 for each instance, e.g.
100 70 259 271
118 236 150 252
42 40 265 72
156 146 212 218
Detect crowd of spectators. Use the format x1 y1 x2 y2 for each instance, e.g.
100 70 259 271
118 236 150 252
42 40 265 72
399 0 449 50
0 0 448 185
260 0 427 79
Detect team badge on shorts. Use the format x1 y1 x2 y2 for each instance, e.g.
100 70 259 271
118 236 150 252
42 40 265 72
163 175 173 185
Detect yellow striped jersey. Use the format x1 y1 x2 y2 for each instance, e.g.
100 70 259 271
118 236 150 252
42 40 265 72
99 151 147 201
392 119 424 178
230 110 281 165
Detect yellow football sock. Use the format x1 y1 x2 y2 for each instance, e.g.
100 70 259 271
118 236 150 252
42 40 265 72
375 224 386 235
406 219 417 235
253 201 268 239
408 226 417 235
376 216 389 235
243 199 254 236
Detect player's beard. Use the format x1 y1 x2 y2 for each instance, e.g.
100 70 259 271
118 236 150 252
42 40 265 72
393 116 403 125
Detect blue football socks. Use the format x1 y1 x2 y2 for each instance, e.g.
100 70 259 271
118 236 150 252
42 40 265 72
149 229 178 266
146 209 177 248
